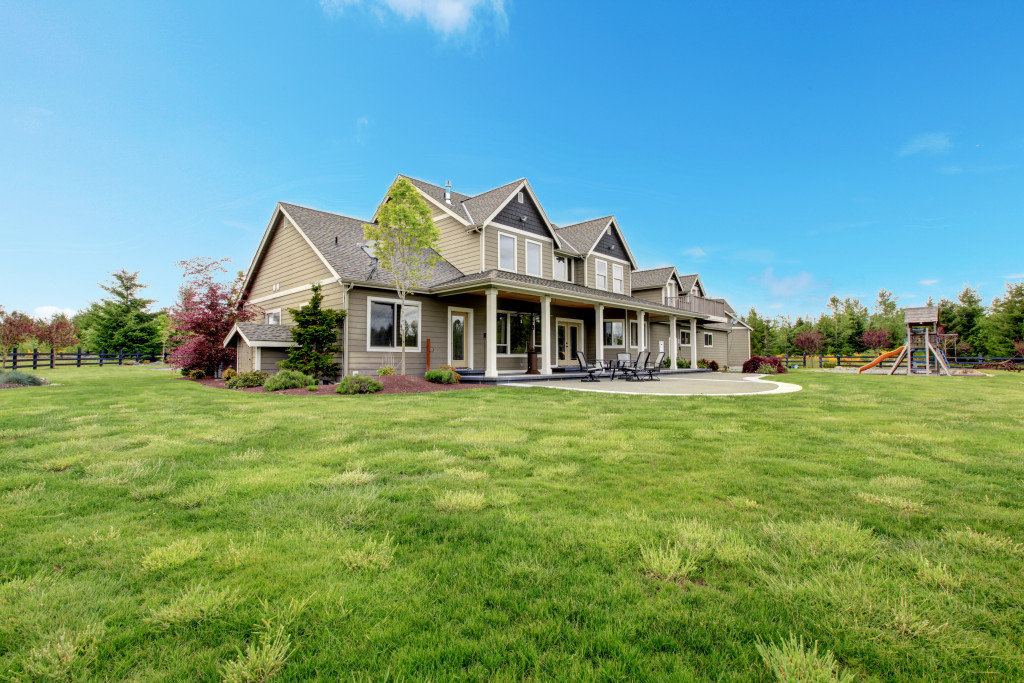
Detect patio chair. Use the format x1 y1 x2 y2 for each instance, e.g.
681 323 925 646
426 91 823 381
642 351 666 381
614 352 632 380
626 351 650 381
575 351 607 382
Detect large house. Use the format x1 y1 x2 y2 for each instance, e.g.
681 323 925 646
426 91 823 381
223 176 751 379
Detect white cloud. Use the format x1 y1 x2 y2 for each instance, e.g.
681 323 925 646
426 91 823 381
940 164 1013 175
321 0 506 36
769 303 783 309
682 247 706 259
34 306 74 319
1006 273 1024 279
899 132 950 157
751 268 825 299
919 279 939 286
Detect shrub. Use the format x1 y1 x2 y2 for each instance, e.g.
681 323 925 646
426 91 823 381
697 358 710 369
822 360 837 369
123 359 136 366
226 371 267 389
223 367 237 381
0 370 45 386
676 358 690 369
336 375 382 395
757 363 779 375
742 356 787 374
180 368 192 376
425 369 459 384
263 370 313 392
438 364 462 381
307 385 317 392
189 369 206 380
708 360 719 371
376 366 395 377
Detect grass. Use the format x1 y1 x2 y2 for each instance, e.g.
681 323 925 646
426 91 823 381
1 365 1023 680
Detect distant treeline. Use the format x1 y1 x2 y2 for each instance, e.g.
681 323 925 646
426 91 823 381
744 282 1024 358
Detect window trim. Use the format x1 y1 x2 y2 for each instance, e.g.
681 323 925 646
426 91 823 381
594 258 608 290
525 239 543 277
703 332 713 347
264 308 282 325
680 330 692 346
629 321 639 346
447 306 474 369
366 296 421 353
497 232 517 272
612 263 624 294
603 319 625 347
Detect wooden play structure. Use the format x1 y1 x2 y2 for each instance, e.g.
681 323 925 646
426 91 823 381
859 307 955 376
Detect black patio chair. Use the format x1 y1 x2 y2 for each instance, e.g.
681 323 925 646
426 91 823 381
642 351 666 381
625 351 650 381
575 351 607 382
614 352 632 380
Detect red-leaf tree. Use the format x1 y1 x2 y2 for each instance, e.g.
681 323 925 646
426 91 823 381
34 313 80 352
859 327 892 354
1014 339 1024 359
792 330 825 355
0 307 36 368
167 258 261 374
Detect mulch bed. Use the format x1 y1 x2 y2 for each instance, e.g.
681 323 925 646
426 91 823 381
188 374 492 395
0 383 26 391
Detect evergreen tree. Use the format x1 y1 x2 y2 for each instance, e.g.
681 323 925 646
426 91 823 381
870 289 903 343
279 284 346 380
984 282 1024 356
744 307 770 356
939 286 986 356
86 270 162 353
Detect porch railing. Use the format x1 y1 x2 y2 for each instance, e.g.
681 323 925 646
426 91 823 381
664 295 727 318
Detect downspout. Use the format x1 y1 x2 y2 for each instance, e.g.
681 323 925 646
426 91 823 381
340 281 354 377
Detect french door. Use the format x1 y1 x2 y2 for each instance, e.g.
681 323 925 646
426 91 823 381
449 309 472 368
556 321 583 366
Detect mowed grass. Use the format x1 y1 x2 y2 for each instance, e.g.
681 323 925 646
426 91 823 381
1 366 1023 681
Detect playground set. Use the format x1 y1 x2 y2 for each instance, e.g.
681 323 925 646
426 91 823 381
858 307 956 376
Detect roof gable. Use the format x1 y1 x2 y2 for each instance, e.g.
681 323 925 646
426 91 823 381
554 216 638 269
632 266 678 290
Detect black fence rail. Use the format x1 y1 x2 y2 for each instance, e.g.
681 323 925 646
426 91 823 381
2 348 168 370
776 353 1022 369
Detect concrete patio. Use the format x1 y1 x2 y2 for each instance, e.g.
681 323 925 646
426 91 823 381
511 372 802 396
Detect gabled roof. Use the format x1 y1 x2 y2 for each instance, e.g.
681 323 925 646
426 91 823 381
461 178 524 226
631 266 679 290
223 322 296 347
278 203 464 289
553 216 638 269
678 273 704 295
398 175 474 224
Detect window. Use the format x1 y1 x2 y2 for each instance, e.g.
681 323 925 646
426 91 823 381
517 191 524 203
603 320 624 346
368 298 420 350
496 311 542 354
498 233 516 271
612 264 623 293
526 240 542 277
595 259 608 290
265 309 281 325
704 332 713 347
554 256 568 282
630 321 639 346
680 330 691 346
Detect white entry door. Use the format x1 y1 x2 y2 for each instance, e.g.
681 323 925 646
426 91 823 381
448 309 472 368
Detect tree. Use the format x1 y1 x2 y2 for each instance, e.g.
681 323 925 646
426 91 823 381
168 257 262 375
279 284 346 380
85 269 162 353
940 286 986 356
984 282 1024 356
792 330 825 355
34 313 79 352
870 289 903 343
362 177 441 375
0 307 35 368
859 328 892 354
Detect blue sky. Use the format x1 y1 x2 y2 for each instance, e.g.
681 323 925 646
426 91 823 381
2 1 1023 321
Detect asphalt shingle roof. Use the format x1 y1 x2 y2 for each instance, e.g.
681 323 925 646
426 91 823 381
460 178 524 224
279 202 464 289
553 216 613 255
678 273 700 293
235 323 295 343
631 267 677 290
400 176 474 222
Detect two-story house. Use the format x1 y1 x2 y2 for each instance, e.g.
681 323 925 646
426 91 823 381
223 175 751 379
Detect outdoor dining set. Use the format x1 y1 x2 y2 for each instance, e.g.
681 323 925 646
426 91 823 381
574 351 666 382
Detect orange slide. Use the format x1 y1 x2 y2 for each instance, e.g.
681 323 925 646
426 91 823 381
858 346 904 373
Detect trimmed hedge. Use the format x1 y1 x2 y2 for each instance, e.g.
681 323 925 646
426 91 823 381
226 371 267 389
425 369 459 384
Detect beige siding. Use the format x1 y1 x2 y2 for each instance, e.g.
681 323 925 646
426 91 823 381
696 327 729 368
257 283 346 327
584 254 632 295
483 226 554 280
727 327 751 369
631 287 664 304
259 349 289 374
435 212 480 275
249 216 335 302
235 339 253 372
344 287 448 376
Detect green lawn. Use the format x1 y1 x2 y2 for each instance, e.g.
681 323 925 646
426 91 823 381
2 367 1023 681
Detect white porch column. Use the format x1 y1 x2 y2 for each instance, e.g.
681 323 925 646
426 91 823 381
690 318 698 369
638 311 646 351
669 316 678 368
595 304 605 362
485 288 498 378
540 295 552 375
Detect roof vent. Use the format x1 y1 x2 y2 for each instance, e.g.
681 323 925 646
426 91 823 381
444 180 452 205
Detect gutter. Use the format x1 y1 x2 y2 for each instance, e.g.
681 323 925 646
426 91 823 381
340 281 355 377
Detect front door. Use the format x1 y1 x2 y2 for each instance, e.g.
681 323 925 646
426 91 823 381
556 321 583 366
449 310 471 368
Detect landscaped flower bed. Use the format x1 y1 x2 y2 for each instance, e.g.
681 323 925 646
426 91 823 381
188 374 490 395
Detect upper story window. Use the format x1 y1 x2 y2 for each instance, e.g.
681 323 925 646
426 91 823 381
498 233 516 271
517 191 524 203
612 264 623 293
265 309 281 325
554 256 568 282
368 298 420 351
525 240 542 277
595 259 608 290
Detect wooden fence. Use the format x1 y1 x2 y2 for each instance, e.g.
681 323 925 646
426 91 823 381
777 353 1022 369
1 348 166 370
